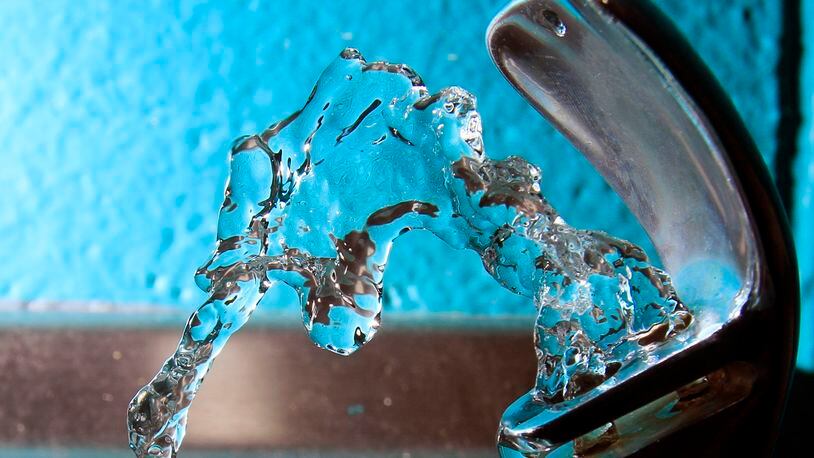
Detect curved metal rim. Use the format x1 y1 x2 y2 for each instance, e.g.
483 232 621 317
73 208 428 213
600 1 800 452
487 0 800 454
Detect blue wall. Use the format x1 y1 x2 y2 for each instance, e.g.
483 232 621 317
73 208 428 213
797 0 814 372
1 1 808 367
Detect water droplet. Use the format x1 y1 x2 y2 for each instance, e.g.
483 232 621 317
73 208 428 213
541 9 567 37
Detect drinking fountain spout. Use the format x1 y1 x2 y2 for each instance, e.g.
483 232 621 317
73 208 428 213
487 0 799 455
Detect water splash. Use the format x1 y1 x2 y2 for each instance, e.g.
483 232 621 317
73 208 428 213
127 49 692 456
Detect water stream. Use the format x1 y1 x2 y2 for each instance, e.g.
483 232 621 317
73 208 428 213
126 49 691 457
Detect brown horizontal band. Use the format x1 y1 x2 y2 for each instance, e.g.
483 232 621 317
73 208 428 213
0 326 536 454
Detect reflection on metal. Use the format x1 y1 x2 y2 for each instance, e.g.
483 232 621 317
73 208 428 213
488 0 798 456
550 361 756 457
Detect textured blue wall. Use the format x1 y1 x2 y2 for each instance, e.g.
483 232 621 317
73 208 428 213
1 1 806 365
796 0 814 372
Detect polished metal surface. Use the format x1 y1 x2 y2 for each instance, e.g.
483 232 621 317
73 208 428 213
487 0 757 301
487 0 799 456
